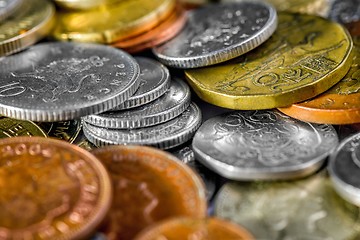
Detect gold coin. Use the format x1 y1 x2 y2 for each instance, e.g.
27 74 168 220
52 0 176 43
54 0 122 10
0 0 55 57
37 120 81 143
185 12 353 110
0 116 47 138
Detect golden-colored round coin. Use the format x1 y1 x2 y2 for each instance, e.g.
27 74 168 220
91 145 207 240
52 0 176 43
37 120 81 143
185 12 353 110
134 217 255 240
0 137 112 239
0 116 47 138
0 0 55 57
54 0 122 10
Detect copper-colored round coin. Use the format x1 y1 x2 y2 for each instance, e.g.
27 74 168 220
134 217 255 240
91 145 207 240
0 137 112 239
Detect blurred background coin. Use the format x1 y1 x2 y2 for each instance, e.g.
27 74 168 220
0 116 47 138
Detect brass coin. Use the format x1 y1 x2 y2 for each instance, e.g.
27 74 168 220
0 116 47 138
0 137 112 239
91 145 207 240
54 0 122 10
37 120 82 143
185 12 353 110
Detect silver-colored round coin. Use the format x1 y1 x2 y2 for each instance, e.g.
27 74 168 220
83 78 190 129
329 0 360 24
0 0 23 22
111 57 170 110
0 42 140 122
152 1 277 68
192 110 339 180
83 102 202 150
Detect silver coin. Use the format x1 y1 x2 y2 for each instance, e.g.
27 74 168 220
329 132 360 207
83 78 190 129
111 57 170 110
0 42 140 121
83 102 202 150
170 145 195 163
0 0 23 22
152 1 277 68
329 0 360 24
192 110 339 180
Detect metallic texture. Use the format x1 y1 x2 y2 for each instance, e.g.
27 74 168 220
37 119 82 143
0 116 47 138
54 0 121 10
329 0 360 24
0 0 23 22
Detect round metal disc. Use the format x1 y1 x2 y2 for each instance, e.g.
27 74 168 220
0 0 23 22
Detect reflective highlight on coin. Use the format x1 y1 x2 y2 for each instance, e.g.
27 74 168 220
0 0 23 22
37 120 82 143
0 116 47 138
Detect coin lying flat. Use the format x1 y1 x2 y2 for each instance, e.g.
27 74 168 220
0 116 47 138
153 1 277 68
0 0 23 22
192 110 338 180
91 145 207 240
329 0 360 25
0 137 112 239
185 12 353 109
37 120 82 143
0 42 140 121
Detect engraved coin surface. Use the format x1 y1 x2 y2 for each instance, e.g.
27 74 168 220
84 78 190 129
0 42 140 121
192 110 339 180
185 12 353 109
0 137 112 239
83 103 202 150
91 145 207 240
329 0 360 24
37 120 82 143
0 116 47 138
153 1 277 68
0 0 23 22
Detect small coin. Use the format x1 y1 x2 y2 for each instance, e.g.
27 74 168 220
83 103 202 149
0 0 23 22
37 119 81 143
0 137 112 239
0 116 47 138
153 1 277 68
192 110 339 180
0 42 140 121
329 0 360 25
134 217 254 240
91 145 207 240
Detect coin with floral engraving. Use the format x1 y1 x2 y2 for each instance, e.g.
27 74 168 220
0 0 23 22
0 116 47 138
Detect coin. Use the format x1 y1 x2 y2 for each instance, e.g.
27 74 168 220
0 116 47 138
91 145 207 240
134 217 255 240
0 0 23 22
0 42 140 121
185 12 353 109
0 137 112 239
192 110 339 180
37 120 82 143
54 0 121 10
152 1 277 68
329 0 360 25
52 0 176 43
0 0 55 57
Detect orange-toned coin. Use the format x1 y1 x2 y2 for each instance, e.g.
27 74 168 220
91 145 207 240
134 217 255 240
0 137 112 239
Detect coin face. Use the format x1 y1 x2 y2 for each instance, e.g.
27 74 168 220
0 0 23 22
37 120 82 143
0 42 140 121
0 137 112 239
185 12 353 109
192 110 338 180
0 116 47 138
91 145 207 240
329 0 360 24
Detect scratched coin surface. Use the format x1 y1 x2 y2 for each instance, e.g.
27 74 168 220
0 42 140 122
0 116 47 138
192 110 338 180
91 145 207 240
215 171 360 240
37 120 82 143
153 1 277 68
185 12 353 109
0 137 112 239
0 0 23 22
329 0 360 24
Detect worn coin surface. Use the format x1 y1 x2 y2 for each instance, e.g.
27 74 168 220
153 1 277 68
0 116 47 138
329 0 360 24
192 110 338 180
0 42 140 121
37 120 82 143
0 0 23 22
185 12 353 109
0 137 112 239
91 145 207 240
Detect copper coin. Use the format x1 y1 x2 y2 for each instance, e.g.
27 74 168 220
91 145 207 240
0 137 112 239
347 21 360 37
134 217 255 240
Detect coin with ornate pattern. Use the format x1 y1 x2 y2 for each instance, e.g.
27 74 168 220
0 116 47 138
37 120 81 143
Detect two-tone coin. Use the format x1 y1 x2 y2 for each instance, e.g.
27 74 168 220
0 116 47 138
37 120 82 143
0 0 23 22
329 0 360 25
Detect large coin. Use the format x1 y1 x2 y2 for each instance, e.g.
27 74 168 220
37 120 82 143
91 145 207 240
0 42 140 121
0 137 112 239
192 110 338 180
0 0 23 22
153 1 277 68
0 116 47 138
185 12 353 109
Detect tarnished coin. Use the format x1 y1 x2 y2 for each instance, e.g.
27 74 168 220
153 1 277 68
329 0 360 24
134 217 254 240
185 12 353 109
83 103 202 149
215 171 360 240
91 145 207 240
84 78 190 129
0 116 47 138
192 110 338 180
0 137 112 239
37 120 81 143
0 0 23 22
0 42 140 121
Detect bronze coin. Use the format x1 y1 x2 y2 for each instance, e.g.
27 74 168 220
0 137 112 239
91 145 207 240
